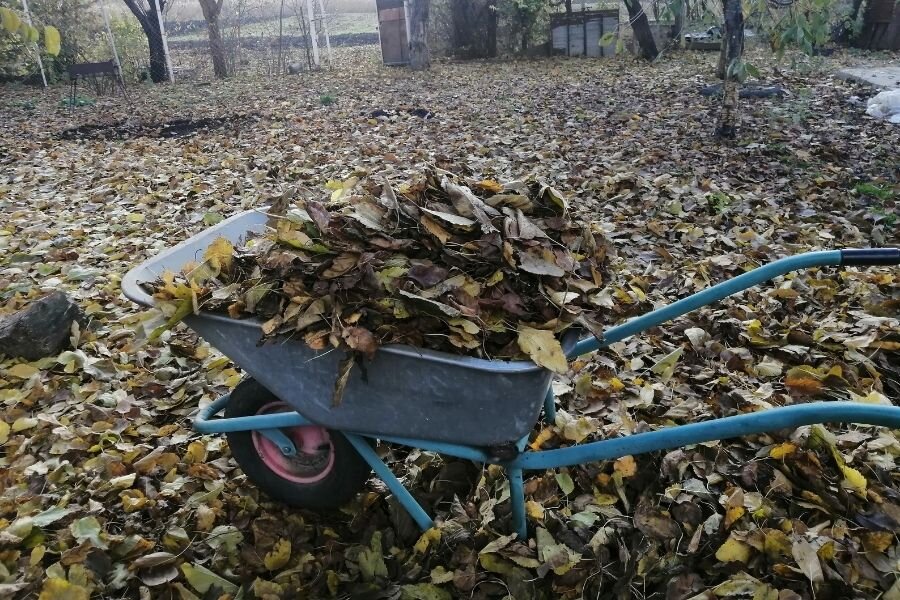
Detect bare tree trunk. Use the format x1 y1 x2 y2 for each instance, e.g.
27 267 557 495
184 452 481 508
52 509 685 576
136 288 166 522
716 0 743 138
408 0 430 70
146 28 168 82
207 17 228 77
123 0 170 82
486 3 498 57
670 0 684 46
296 3 313 70
624 0 659 60
198 0 227 78
278 0 286 74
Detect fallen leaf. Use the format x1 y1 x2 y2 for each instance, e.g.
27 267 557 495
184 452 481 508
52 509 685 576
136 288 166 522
518 326 568 373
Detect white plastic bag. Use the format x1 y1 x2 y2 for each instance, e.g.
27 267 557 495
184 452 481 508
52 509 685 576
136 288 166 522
866 89 900 124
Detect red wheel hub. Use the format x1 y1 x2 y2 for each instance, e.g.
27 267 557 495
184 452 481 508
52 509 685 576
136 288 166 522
251 402 335 483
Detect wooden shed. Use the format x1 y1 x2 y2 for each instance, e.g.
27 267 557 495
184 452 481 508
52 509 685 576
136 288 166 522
376 0 410 66
550 9 619 57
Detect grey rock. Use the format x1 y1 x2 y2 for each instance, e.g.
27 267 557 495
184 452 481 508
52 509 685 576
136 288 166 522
0 291 87 360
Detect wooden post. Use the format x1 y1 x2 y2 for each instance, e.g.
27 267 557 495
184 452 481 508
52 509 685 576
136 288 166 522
599 13 604 57
316 0 333 67
582 2 587 56
408 0 429 69
20 0 47 88
375 1 387 64
306 0 320 67
99 0 123 79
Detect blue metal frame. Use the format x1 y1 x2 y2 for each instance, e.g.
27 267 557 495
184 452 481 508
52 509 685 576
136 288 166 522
193 249 900 540
568 250 843 358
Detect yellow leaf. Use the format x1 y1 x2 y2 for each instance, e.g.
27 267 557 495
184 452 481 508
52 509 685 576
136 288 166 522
839 464 867 496
1 7 22 34
420 215 451 244
609 377 625 391
181 563 238 594
203 237 233 273
763 529 792 558
817 540 836 561
613 455 637 477
715 536 752 563
861 531 893 553
0 421 10 445
725 506 745 528
530 427 554 450
325 570 339 595
44 25 60 56
120 489 148 513
126 212 145 223
483 270 504 287
413 527 441 554
150 298 193 340
20 22 38 43
325 176 358 202
851 390 891 405
517 326 568 373
769 442 797 460
264 538 291 570
184 441 208 464
38 578 90 600
593 493 619 506
12 417 37 432
884 579 900 600
649 347 683 381
526 500 545 520
7 363 39 379
475 179 503 194
195 504 216 531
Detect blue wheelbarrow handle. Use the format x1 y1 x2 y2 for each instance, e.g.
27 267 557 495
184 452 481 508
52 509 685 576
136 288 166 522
569 248 900 358
510 402 900 469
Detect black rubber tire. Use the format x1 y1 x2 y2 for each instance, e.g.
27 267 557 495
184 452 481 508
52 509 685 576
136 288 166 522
224 379 371 510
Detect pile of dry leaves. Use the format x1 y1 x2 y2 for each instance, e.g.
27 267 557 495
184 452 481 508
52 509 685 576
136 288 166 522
147 169 608 381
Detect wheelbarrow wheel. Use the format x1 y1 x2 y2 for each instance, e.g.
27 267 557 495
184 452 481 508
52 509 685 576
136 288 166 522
224 379 371 510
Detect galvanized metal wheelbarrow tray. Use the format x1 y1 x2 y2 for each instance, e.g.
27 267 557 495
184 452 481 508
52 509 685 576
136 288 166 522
122 209 900 538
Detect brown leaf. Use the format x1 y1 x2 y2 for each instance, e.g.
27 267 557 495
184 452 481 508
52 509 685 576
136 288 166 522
342 327 377 359
634 499 681 541
332 355 355 407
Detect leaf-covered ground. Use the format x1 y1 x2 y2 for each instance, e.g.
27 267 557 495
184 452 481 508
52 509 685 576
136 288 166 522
1 46 899 600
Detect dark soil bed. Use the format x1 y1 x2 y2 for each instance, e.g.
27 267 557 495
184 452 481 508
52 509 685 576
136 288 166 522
58 114 258 141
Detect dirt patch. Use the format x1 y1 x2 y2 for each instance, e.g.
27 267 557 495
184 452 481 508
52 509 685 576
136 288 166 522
58 114 258 141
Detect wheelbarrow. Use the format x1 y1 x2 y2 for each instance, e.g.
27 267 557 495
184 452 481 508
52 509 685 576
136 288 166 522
122 209 900 539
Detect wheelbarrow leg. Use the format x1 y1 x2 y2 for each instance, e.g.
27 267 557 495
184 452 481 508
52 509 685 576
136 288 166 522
507 436 530 539
344 433 435 531
508 466 526 539
543 388 556 424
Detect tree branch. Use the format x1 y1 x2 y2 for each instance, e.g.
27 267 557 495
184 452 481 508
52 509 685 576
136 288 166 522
121 0 147 20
